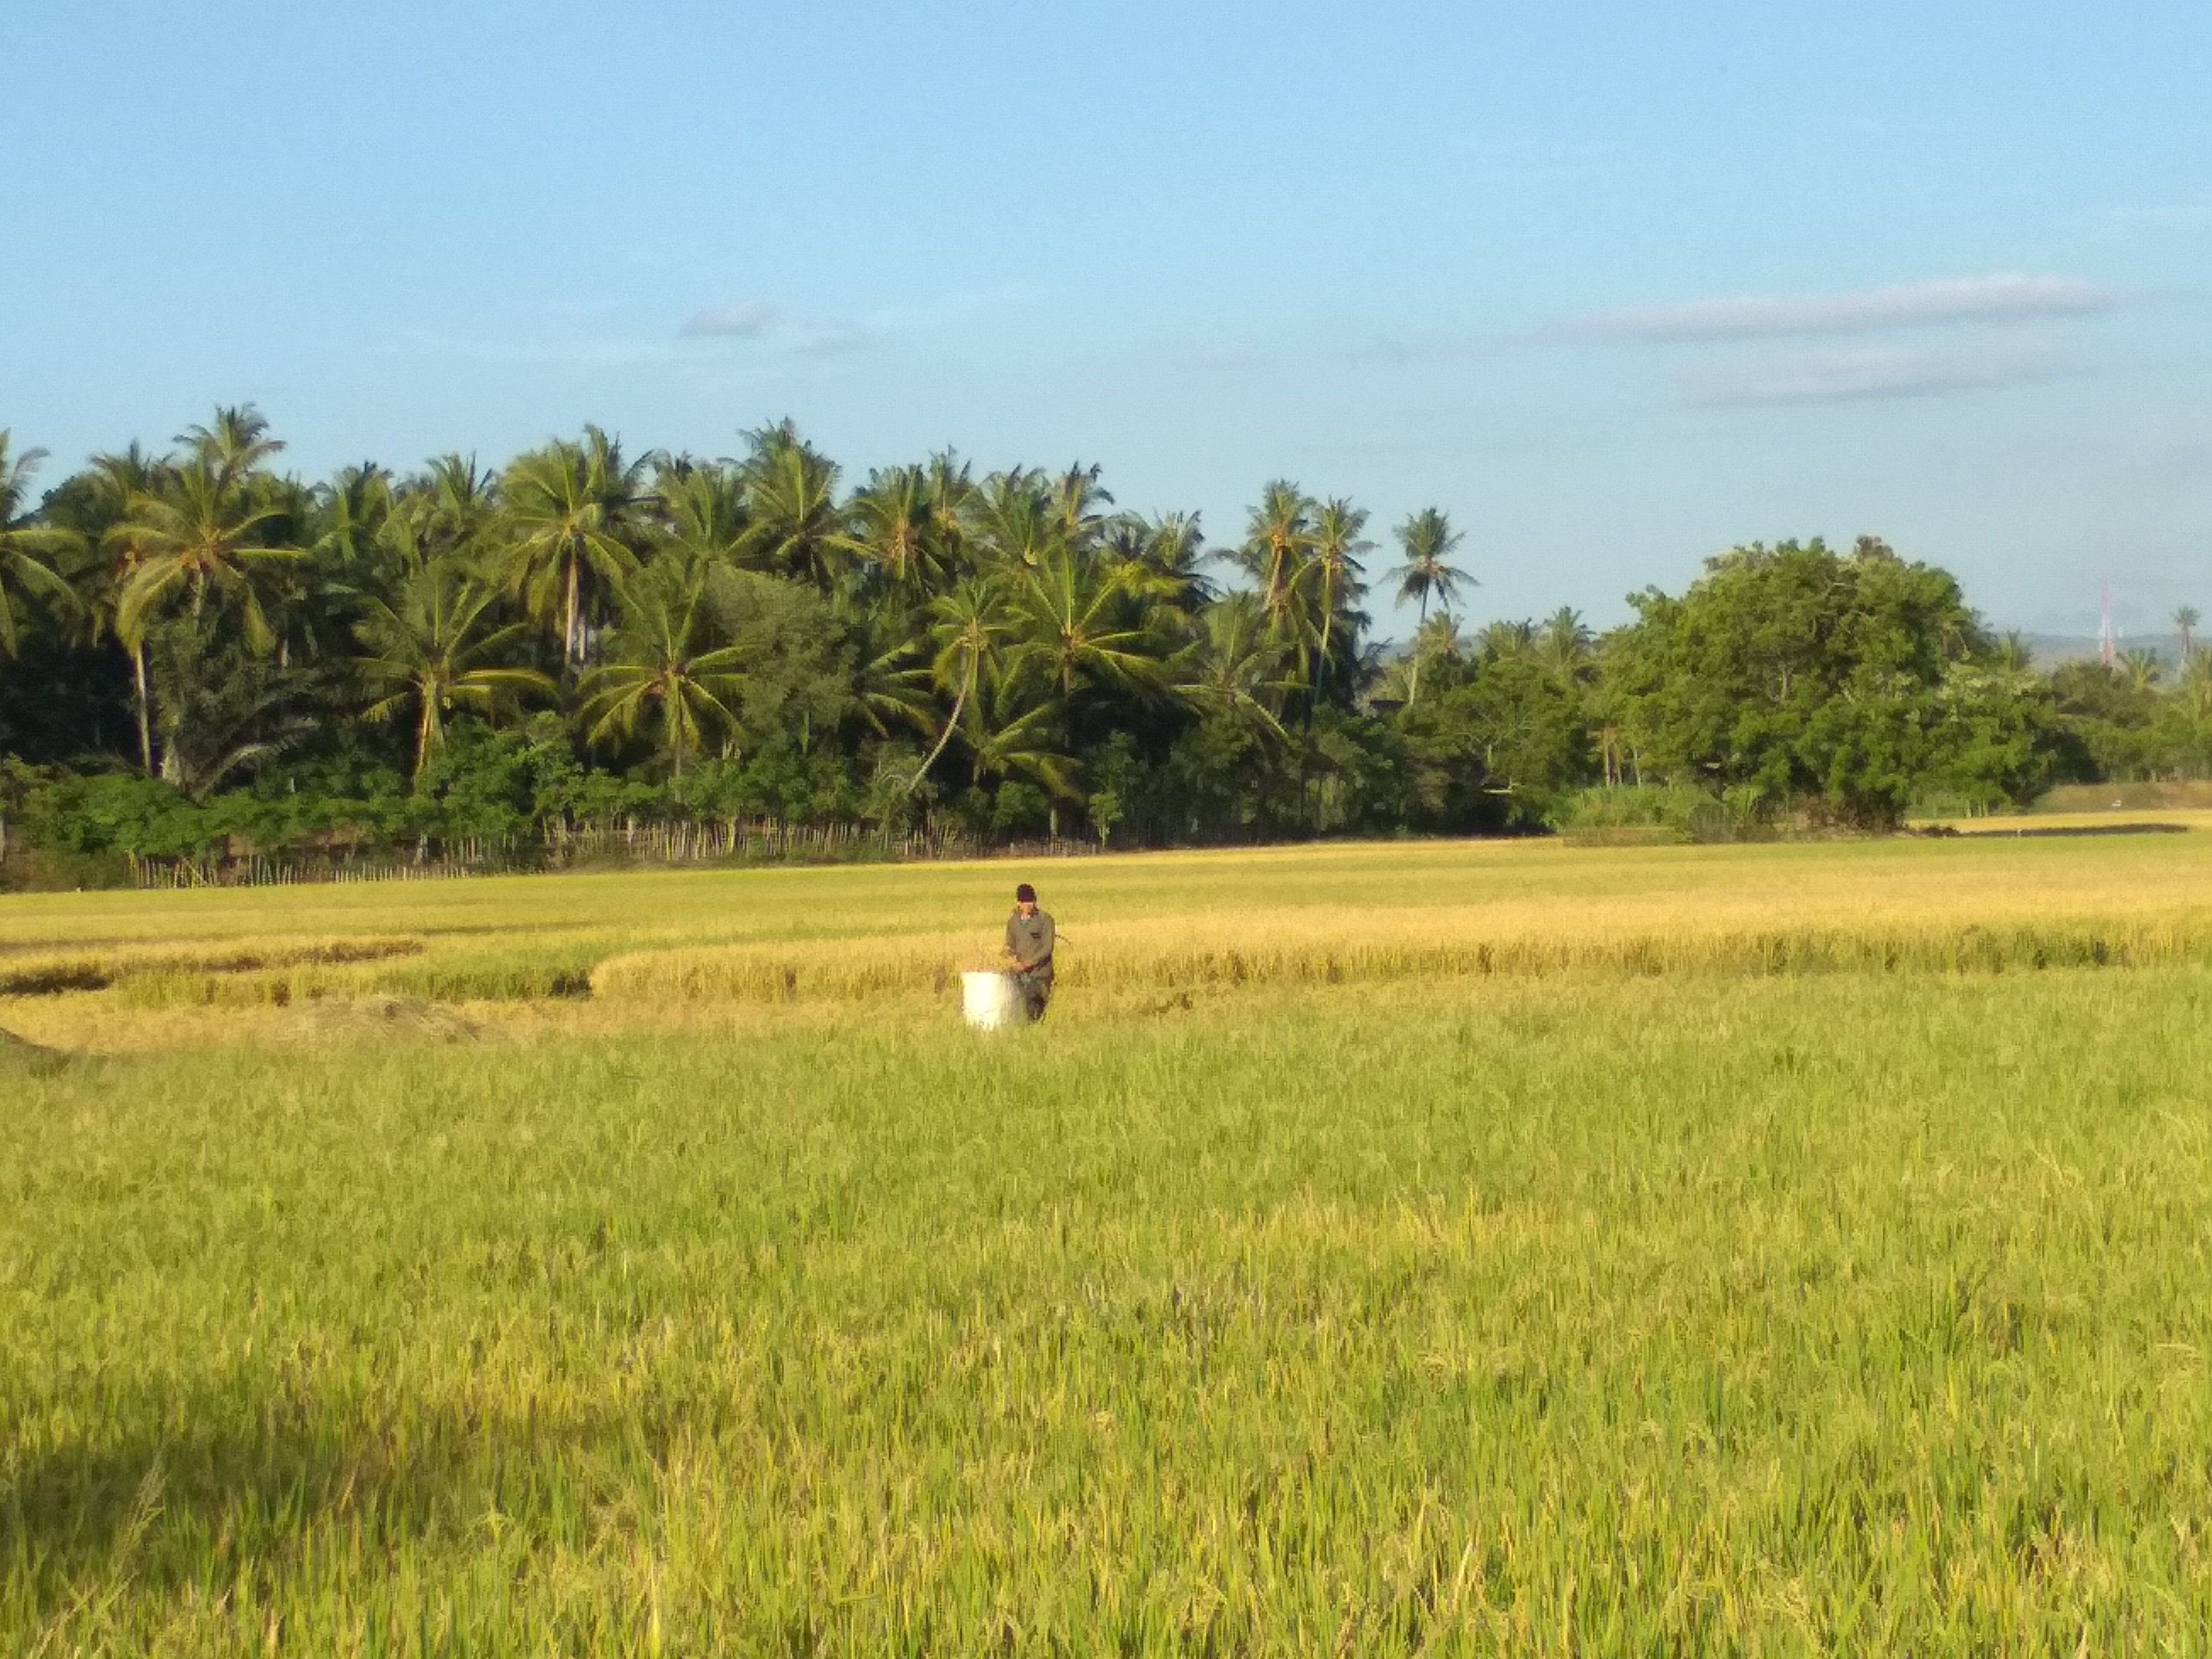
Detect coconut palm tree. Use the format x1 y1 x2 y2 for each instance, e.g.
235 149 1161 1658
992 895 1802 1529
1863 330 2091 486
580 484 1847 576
575 560 750 778
70 445 165 771
1538 606 1595 680
354 559 554 780
1107 512 1214 620
847 464 941 590
2183 648 2212 720
1234 481 1317 651
655 460 748 577
313 463 394 581
137 625 316 799
1477 618 1537 661
922 449 978 577
398 454 500 568
1048 462 1113 552
497 427 647 673
909 577 1013 790
842 596 935 744
2119 647 2163 693
1303 497 1372 703
1177 591 1290 746
960 680 1078 800
0 434 81 658
735 420 854 589
179 405 284 495
1397 612 1466 702
108 453 303 651
1389 507 1469 705
965 467 1060 571
2175 606 2199 664
1005 545 1162 702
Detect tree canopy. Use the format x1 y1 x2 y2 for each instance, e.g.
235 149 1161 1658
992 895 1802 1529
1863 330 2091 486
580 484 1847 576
0 407 2179 881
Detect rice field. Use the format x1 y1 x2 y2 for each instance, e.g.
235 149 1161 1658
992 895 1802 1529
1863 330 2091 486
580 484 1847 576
5 835 2212 1653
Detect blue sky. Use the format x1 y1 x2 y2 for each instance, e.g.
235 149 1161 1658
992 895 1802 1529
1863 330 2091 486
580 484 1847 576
4 0 2209 636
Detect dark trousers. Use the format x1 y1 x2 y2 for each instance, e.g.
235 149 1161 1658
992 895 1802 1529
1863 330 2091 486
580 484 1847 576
1014 967 1052 1020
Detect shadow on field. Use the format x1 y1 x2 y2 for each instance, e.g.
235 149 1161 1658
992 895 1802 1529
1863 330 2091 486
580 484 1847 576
0 1024 70 1074
3 1371 616 1602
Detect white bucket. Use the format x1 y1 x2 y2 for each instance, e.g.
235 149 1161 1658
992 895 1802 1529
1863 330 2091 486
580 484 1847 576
961 970 1024 1030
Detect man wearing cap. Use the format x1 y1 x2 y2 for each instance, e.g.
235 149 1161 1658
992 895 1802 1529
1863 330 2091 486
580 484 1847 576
1003 883 1055 1021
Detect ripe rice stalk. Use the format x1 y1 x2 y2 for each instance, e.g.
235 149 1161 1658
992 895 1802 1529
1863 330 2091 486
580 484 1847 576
590 903 2212 1004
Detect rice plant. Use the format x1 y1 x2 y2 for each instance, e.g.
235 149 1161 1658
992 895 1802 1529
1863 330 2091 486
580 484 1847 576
5 838 2212 1651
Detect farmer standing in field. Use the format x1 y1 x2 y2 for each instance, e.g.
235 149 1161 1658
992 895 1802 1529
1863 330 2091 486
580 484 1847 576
1003 882 1055 1021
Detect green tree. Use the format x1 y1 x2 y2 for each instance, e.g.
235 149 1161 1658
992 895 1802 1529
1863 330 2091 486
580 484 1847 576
1006 546 1162 702
108 453 303 650
354 561 554 780
1108 511 1214 620
397 454 500 569
921 450 979 576
654 460 749 577
1047 462 1113 552
909 577 1013 789
1234 481 1317 664
0 434 80 658
1607 537 1999 826
847 464 942 590
1537 607 1594 681
1388 507 1469 705
576 561 749 778
2119 648 2163 694
1303 497 1371 706
959 679 1077 801
965 468 1061 571
68 445 165 772
498 427 648 673
736 421 854 589
1178 592 1290 748
313 463 395 583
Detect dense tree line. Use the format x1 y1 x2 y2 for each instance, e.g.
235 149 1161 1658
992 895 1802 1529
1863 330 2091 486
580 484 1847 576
0 408 2197 880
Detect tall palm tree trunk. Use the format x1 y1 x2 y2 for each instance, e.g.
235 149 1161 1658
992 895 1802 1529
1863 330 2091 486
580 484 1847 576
414 692 440 784
908 652 975 793
1407 591 1430 706
563 556 582 673
132 642 154 775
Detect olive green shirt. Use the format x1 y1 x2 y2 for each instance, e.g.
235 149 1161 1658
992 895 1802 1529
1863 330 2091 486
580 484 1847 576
1005 908 1055 973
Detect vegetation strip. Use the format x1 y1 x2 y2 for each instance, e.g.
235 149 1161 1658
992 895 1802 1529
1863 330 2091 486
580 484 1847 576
6 412 2200 893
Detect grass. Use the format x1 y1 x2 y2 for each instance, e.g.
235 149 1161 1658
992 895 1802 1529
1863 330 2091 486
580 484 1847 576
5 837 2212 1652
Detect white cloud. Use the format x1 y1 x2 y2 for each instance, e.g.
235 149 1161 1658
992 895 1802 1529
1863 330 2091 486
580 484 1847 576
1576 274 2115 340
1699 342 2067 405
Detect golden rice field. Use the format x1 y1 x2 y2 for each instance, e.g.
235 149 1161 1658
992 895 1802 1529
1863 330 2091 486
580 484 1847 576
5 833 2212 1653
9 830 2212 1031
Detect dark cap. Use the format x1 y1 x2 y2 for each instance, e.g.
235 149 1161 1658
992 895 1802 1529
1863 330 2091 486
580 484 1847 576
1015 883 1037 903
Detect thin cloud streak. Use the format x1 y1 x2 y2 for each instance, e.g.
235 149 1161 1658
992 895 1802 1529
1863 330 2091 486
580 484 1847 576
1574 274 2115 340
679 298 878 356
1697 342 2072 405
